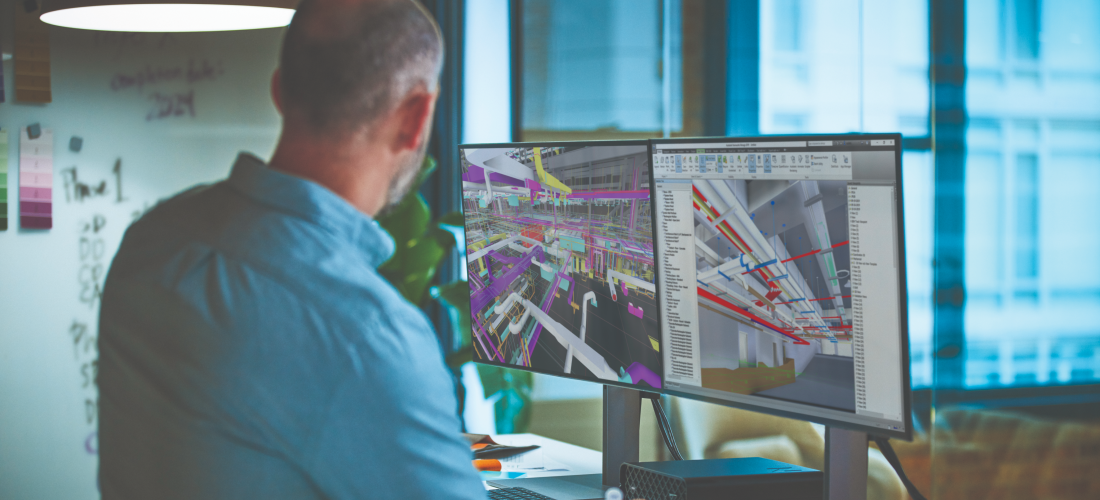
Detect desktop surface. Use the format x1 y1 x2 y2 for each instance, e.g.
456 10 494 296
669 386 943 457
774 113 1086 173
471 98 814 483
488 434 602 477
484 434 604 500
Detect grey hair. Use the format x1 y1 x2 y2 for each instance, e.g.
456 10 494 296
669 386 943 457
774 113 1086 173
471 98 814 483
278 0 443 132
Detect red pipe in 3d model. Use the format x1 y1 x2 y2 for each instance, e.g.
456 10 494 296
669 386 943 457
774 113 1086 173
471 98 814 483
697 287 809 345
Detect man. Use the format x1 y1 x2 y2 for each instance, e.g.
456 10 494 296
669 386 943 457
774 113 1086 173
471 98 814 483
98 1 487 498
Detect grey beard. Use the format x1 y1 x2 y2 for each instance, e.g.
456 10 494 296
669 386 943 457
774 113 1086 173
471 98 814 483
380 145 427 215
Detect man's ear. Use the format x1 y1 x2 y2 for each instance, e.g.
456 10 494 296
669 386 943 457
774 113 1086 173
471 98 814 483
271 68 283 114
392 88 437 153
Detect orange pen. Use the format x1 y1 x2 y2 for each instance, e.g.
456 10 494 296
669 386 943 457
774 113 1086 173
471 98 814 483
472 459 502 472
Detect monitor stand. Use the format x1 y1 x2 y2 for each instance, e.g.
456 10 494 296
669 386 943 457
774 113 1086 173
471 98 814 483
485 385 638 499
488 385 869 500
825 426 869 500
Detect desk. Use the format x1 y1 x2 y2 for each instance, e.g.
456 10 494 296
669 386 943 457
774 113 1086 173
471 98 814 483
483 433 608 498
489 433 602 479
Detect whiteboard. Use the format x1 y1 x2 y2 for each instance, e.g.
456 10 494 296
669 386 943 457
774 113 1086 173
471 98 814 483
0 18 286 499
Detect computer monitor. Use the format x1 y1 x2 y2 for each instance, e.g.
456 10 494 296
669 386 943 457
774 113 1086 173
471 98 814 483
459 135 911 442
460 141 663 389
648 134 911 439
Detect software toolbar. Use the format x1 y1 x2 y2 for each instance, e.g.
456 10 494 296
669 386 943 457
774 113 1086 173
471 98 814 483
652 151 854 181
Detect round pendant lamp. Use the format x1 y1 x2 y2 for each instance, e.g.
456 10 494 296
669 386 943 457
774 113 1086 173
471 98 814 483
40 0 298 32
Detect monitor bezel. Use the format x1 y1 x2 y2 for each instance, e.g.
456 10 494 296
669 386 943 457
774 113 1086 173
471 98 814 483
646 133 912 441
458 135 913 441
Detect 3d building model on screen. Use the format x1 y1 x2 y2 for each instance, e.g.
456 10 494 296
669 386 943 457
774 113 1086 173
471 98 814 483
691 178 855 411
461 145 662 389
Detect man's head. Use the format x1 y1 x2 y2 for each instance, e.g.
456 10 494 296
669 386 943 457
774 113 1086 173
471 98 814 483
271 0 443 214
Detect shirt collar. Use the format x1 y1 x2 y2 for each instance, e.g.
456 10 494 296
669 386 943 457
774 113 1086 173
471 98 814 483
226 152 396 268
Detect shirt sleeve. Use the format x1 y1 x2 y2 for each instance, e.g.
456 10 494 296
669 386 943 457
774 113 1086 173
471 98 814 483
303 317 488 500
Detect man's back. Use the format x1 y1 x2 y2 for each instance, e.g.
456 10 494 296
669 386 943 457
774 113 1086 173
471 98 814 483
98 154 486 499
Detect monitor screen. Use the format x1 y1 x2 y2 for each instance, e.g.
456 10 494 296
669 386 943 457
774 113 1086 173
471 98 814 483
649 134 910 436
459 136 912 440
460 142 664 390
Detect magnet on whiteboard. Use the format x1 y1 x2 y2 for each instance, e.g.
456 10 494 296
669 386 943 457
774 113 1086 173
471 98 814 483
27 123 41 139
70 136 84 152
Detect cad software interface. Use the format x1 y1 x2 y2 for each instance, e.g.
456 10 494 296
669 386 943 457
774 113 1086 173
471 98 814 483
461 144 664 390
651 137 907 433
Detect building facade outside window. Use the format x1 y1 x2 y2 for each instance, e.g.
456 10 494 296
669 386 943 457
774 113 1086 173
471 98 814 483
521 0 682 140
760 0 935 387
964 0 1100 388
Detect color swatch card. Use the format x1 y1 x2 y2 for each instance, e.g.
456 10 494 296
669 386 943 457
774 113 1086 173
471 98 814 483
0 38 6 103
13 0 52 103
19 127 52 230
0 128 8 230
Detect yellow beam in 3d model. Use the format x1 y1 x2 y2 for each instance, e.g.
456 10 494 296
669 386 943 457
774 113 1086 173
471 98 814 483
532 147 572 195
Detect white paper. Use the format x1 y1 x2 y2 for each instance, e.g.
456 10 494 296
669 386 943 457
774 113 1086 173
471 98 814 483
497 450 569 472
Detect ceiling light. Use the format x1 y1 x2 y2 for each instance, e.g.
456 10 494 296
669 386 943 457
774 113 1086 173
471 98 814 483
40 0 298 32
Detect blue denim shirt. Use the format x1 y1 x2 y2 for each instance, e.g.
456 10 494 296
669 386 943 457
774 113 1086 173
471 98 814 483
99 153 486 500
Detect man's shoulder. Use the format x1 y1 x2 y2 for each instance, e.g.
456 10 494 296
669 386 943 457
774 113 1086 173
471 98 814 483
114 179 396 311
105 174 434 357
122 178 341 272
132 179 314 248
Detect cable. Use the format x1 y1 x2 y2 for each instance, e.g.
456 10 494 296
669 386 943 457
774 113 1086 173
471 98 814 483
653 401 681 461
649 398 684 461
871 435 927 500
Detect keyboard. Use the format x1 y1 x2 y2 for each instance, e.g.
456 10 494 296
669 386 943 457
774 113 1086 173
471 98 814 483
487 486 556 500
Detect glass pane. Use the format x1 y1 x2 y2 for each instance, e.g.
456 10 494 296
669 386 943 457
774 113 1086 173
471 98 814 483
1013 0 1040 60
759 0 930 136
763 0 934 387
521 0 679 140
964 0 1100 389
903 151 934 388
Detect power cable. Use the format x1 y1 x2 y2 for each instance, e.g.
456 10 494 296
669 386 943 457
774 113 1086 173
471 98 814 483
871 435 927 500
649 397 684 461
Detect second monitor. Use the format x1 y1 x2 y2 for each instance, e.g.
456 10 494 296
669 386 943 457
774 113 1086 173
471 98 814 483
649 134 910 437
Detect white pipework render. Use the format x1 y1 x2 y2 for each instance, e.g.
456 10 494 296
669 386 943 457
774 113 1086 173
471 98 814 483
502 293 618 380
564 292 599 374
697 180 827 328
467 235 519 263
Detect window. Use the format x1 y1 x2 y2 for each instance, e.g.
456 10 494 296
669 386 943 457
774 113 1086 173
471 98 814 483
507 0 1100 393
763 0 933 387
1013 153 1038 284
963 0 1100 388
773 0 803 53
515 0 936 389
760 0 930 136
1013 0 1040 60
520 0 680 140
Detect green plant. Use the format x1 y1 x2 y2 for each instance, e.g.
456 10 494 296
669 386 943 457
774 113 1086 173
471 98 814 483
375 155 532 434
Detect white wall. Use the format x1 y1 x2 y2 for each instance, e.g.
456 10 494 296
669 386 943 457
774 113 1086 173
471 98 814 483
697 307 742 370
0 17 284 499
788 339 820 374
